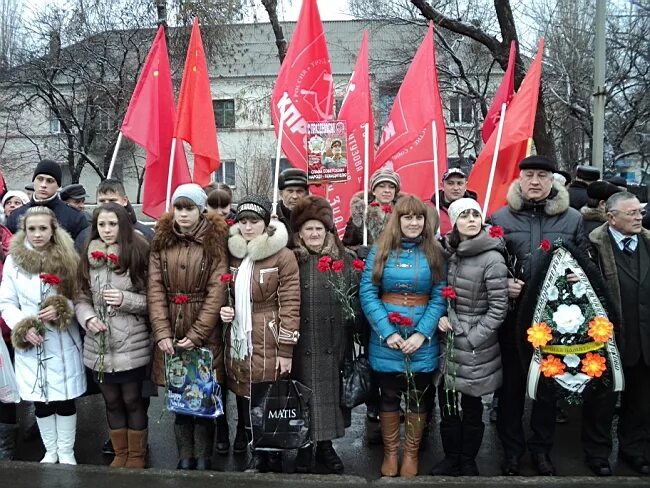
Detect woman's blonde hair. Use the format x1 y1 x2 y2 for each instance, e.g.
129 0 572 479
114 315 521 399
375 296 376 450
21 206 79 298
371 195 443 284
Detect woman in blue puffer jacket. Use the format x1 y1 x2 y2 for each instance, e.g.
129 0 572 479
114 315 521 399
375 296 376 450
360 195 446 478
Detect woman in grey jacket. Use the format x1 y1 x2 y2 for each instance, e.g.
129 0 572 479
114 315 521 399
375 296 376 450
431 198 508 477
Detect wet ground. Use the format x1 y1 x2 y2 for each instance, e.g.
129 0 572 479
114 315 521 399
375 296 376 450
3 391 650 485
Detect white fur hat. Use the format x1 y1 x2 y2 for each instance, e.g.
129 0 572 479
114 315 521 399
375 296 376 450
448 198 483 228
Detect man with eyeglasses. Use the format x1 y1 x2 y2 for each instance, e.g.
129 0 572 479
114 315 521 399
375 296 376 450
590 191 650 476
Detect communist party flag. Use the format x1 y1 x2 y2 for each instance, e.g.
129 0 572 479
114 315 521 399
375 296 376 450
481 40 516 143
468 39 545 217
121 26 190 219
175 18 220 186
326 31 373 238
373 22 446 202
270 0 334 170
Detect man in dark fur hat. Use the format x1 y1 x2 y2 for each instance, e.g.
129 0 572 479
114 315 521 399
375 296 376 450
490 155 591 476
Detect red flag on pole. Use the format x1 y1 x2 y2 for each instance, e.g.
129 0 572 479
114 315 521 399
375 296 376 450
121 26 190 219
468 39 545 217
373 22 447 202
327 31 373 238
270 0 334 170
481 41 516 143
175 18 220 186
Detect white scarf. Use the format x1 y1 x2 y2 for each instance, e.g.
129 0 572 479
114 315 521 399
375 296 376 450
231 256 254 360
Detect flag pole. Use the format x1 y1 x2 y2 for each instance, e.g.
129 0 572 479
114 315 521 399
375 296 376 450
165 138 177 212
432 120 440 211
107 132 123 179
482 102 507 215
272 93 288 217
362 122 370 246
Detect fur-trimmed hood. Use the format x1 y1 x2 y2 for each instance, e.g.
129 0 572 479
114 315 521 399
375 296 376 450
151 212 228 260
9 230 78 299
292 231 343 264
581 206 607 223
228 219 288 261
506 180 570 216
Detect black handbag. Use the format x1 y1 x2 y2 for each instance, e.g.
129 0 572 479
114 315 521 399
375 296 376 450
340 345 372 409
249 379 311 450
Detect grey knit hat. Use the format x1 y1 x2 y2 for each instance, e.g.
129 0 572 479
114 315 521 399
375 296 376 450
236 194 272 226
370 168 400 193
171 183 207 212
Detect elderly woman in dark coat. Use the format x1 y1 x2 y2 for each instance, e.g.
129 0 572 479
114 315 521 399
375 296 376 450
289 196 360 474
432 198 508 477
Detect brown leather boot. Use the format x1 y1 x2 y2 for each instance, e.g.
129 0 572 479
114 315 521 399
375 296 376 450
400 413 426 478
109 428 128 468
379 411 401 477
124 429 148 468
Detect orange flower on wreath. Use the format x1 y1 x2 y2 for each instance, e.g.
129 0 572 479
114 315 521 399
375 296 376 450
587 316 614 343
540 355 565 377
527 322 553 348
581 352 607 378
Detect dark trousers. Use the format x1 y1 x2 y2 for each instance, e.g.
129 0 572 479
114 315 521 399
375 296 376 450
618 361 650 459
496 343 556 457
437 384 484 461
376 371 434 414
581 386 617 461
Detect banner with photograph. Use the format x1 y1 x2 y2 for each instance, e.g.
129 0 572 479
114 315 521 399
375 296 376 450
307 121 348 184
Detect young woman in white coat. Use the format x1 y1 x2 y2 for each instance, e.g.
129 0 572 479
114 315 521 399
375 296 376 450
0 206 85 464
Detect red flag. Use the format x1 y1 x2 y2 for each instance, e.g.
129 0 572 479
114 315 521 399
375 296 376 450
374 22 446 201
270 0 334 170
121 26 190 219
325 31 373 238
481 41 516 143
175 18 220 186
468 39 545 217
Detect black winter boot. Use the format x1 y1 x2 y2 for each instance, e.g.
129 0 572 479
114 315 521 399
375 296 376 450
194 421 215 470
315 440 344 474
174 423 195 470
460 419 484 476
430 410 462 476
294 444 313 473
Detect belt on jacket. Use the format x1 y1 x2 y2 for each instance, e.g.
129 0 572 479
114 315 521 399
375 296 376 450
381 292 429 307
252 301 278 313
166 292 205 304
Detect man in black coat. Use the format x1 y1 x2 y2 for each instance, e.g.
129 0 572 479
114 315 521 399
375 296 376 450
568 166 600 210
589 192 650 476
490 155 590 476
7 160 88 239
275 168 308 247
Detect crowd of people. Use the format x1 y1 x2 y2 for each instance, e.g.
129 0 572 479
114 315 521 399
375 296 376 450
0 154 648 478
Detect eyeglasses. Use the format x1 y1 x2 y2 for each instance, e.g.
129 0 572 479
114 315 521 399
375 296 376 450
610 208 647 217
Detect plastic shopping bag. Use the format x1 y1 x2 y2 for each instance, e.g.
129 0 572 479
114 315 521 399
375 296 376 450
0 340 20 403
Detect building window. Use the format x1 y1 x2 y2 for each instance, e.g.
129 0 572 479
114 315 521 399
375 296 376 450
334 97 344 118
213 99 235 129
214 159 236 187
270 157 292 175
73 105 112 132
448 95 474 125
49 116 62 134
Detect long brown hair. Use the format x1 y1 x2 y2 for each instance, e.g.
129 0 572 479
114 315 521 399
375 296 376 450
78 203 149 294
371 195 443 284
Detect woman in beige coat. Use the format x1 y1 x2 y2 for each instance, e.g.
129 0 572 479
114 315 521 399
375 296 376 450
220 195 300 474
148 184 228 471
76 203 150 468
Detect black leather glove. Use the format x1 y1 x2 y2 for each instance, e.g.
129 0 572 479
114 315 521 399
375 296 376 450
356 245 370 260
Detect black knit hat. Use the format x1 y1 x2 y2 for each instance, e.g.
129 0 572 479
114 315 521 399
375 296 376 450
518 155 556 172
236 194 272 226
33 159 62 187
278 168 308 190
291 196 335 233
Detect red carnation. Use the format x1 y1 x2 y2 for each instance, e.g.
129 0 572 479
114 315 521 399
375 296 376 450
226 219 235 226
401 316 414 327
352 259 365 272
107 253 119 265
331 260 345 273
489 226 504 238
382 204 393 214
173 294 189 305
220 273 233 284
90 250 106 260
388 312 403 325
39 273 61 286
317 256 332 273
369 201 380 207
441 286 457 300
539 239 552 252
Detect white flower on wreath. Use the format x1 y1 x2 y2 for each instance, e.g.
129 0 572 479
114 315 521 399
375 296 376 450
547 285 559 301
552 304 585 334
572 282 587 299
563 354 581 368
